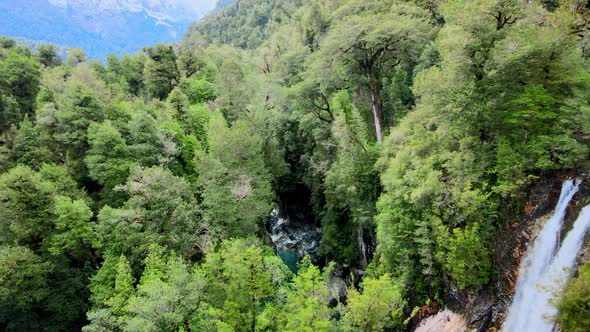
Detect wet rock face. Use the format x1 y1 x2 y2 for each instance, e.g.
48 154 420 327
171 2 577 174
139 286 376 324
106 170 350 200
328 276 347 307
266 208 322 263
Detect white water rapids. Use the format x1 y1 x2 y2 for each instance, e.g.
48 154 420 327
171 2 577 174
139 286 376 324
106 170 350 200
503 179 590 332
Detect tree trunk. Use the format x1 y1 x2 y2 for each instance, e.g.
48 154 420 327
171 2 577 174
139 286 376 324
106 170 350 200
251 299 257 332
367 69 383 143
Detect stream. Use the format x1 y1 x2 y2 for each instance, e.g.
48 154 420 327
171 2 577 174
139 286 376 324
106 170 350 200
266 205 322 272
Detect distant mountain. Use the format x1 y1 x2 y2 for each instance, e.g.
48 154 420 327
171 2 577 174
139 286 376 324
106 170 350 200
12 36 70 59
0 0 217 59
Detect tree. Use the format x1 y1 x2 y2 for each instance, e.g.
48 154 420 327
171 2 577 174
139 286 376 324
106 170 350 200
167 86 190 120
314 4 430 142
37 45 62 67
280 256 334 331
85 121 133 191
96 166 203 262
0 165 53 246
199 114 274 239
341 274 405 331
220 240 274 331
107 255 135 316
215 57 254 123
53 82 104 178
49 196 99 260
143 44 179 99
322 91 379 266
446 223 491 289
0 246 48 326
195 239 287 331
0 50 41 121
120 53 146 96
12 115 54 168
186 78 216 104
127 111 166 167
0 36 16 49
177 46 214 79
67 48 87 66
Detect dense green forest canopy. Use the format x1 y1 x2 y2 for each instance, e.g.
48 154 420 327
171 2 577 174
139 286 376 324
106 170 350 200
0 0 589 331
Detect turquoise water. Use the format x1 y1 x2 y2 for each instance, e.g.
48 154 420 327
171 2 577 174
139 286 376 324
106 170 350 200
277 249 299 273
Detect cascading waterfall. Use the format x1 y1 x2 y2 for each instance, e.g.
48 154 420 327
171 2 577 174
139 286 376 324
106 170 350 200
503 179 590 332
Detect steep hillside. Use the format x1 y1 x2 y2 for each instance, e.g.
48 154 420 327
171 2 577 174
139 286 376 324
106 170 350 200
184 0 301 49
0 0 589 331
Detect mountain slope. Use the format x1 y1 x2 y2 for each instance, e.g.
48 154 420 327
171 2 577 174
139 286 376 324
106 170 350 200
184 0 301 49
0 0 216 59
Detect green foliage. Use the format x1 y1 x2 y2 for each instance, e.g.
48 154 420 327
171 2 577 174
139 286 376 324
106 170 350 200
37 44 62 67
0 245 48 312
52 82 105 178
67 48 87 66
279 256 334 331
85 121 132 191
118 53 146 96
12 115 54 168
187 103 210 147
95 166 203 268
373 0 589 304
0 165 54 245
143 44 179 99
49 196 99 257
556 261 590 332
186 0 301 49
322 91 380 265
187 78 217 104
2 0 590 330
312 2 431 142
446 223 491 289
199 113 274 239
127 111 166 167
341 274 405 331
107 255 135 316
215 56 254 123
0 50 41 130
216 239 275 330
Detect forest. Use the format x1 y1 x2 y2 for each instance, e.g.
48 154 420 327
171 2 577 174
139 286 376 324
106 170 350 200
0 0 589 331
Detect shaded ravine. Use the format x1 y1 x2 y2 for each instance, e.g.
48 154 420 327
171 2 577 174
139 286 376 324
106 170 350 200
266 205 322 272
503 179 590 331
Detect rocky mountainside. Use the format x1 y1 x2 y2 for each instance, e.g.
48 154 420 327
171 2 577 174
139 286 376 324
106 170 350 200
0 0 217 59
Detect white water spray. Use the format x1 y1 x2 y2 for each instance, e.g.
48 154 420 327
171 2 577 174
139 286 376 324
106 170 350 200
503 179 590 332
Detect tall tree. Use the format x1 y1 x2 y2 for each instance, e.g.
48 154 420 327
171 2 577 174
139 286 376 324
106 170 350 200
143 44 180 99
85 121 132 192
0 50 41 122
314 4 431 142
198 113 274 239
37 45 62 67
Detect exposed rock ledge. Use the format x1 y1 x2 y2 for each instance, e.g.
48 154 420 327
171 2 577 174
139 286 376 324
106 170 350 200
414 309 467 332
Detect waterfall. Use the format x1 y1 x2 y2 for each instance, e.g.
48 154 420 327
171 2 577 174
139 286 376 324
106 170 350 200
503 179 590 332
